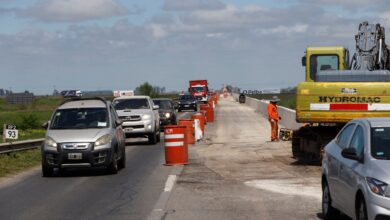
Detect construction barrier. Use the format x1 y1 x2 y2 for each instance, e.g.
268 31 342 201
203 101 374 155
200 104 214 123
193 119 203 141
192 113 205 135
232 93 304 130
200 109 207 125
178 119 195 145
164 125 188 165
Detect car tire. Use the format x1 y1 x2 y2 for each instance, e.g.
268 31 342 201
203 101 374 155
356 196 368 220
107 151 118 174
118 147 126 169
322 181 339 220
148 131 157 144
42 164 54 177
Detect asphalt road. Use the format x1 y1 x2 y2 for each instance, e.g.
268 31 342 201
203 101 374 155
0 111 193 220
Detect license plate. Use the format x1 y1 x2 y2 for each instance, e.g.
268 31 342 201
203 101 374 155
184 105 189 107
68 153 82 160
125 128 133 132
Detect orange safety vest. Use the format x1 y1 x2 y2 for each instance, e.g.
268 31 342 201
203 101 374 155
268 103 279 120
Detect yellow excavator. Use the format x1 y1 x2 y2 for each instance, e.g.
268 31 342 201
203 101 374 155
293 21 390 164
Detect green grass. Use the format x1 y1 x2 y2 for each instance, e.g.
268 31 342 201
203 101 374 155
0 129 46 144
0 148 41 177
247 93 296 109
0 96 62 143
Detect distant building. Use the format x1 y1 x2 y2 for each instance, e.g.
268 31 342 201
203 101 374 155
6 91 34 105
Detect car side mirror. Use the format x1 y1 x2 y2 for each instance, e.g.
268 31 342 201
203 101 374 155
341 148 363 162
115 119 123 126
153 105 159 110
301 56 306 66
42 121 50 130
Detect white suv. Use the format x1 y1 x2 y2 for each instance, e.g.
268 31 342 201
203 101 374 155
113 96 160 144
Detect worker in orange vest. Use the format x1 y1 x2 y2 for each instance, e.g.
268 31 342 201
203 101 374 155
268 96 281 141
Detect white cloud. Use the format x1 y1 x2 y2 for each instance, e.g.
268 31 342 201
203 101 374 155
20 0 128 22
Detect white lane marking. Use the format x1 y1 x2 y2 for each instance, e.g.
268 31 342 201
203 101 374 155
165 142 184 147
164 175 177 192
245 179 321 200
165 134 184 139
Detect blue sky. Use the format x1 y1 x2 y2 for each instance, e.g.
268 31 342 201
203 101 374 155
0 0 389 94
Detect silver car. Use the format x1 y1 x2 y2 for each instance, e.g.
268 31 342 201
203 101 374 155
322 118 390 220
113 96 160 144
41 97 126 177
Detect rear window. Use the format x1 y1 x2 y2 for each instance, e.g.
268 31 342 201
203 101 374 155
371 127 390 159
180 95 194 100
153 100 172 109
113 99 150 110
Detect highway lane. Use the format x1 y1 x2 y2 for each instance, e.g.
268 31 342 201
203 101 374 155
0 111 193 220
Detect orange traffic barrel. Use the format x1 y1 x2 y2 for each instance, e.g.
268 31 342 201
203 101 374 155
164 125 188 165
192 113 205 135
200 110 207 125
178 119 195 144
200 103 214 123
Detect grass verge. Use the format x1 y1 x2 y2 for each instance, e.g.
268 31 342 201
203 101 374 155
0 149 41 178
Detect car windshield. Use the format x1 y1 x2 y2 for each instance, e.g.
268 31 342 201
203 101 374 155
50 108 108 129
191 86 205 93
113 99 150 110
153 100 172 110
180 95 194 101
371 127 390 159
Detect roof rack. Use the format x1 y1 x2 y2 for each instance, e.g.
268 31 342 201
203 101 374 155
60 97 108 107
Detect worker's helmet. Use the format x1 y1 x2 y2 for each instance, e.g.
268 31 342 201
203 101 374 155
270 96 280 102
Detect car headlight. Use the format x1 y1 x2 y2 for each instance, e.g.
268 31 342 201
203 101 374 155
44 136 57 149
165 112 171 118
95 134 111 147
366 177 390 197
142 114 152 120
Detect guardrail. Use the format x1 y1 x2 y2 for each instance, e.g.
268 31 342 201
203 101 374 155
233 93 304 130
0 139 43 154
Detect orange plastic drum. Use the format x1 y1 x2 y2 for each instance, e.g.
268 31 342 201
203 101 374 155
178 119 195 145
164 125 188 165
192 113 205 135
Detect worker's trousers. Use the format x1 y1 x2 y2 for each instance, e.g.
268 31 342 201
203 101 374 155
269 119 279 141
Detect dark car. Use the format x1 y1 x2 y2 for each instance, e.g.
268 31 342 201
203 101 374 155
152 98 178 127
41 97 126 177
177 94 197 112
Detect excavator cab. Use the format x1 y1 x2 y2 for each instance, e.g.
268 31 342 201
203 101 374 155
301 47 349 82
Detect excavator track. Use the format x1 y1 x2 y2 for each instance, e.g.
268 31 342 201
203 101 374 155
292 124 343 165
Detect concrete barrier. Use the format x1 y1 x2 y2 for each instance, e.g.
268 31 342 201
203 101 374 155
233 94 304 130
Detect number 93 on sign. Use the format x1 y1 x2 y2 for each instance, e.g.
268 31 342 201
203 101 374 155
5 129 18 140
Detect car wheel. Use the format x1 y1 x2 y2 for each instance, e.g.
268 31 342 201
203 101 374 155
42 164 53 177
322 181 339 220
357 196 368 220
107 151 118 174
118 147 126 169
148 131 157 144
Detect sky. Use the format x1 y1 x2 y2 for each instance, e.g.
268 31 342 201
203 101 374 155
1 0 390 94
